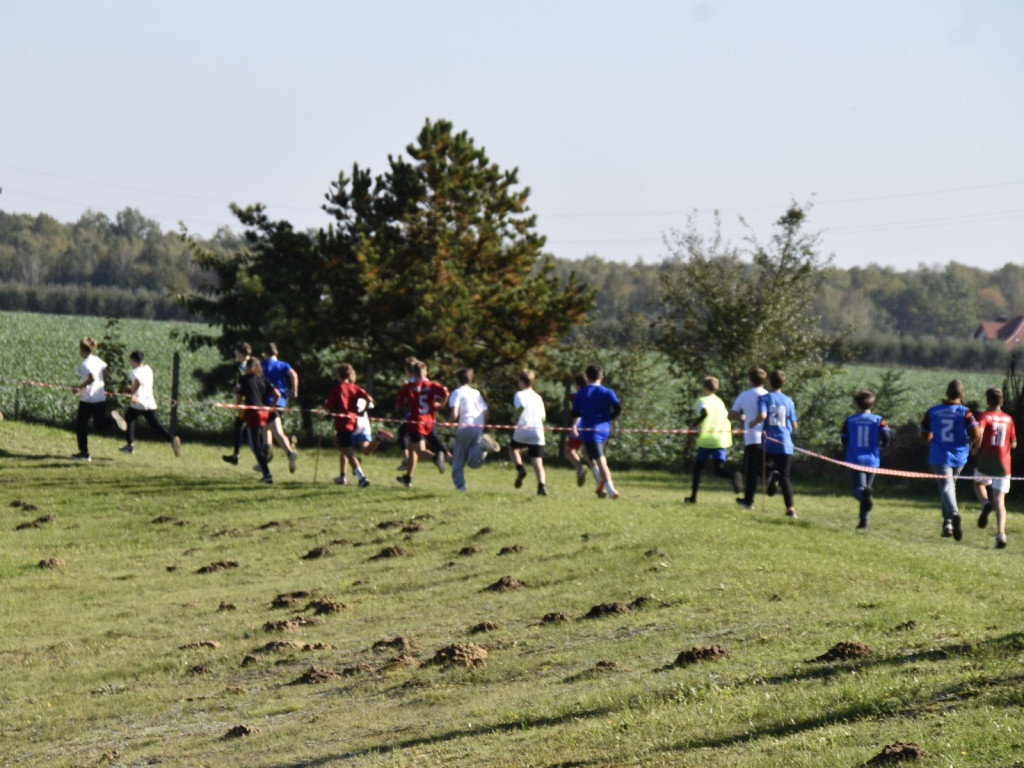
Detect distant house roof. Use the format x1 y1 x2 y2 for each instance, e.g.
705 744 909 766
974 316 1024 349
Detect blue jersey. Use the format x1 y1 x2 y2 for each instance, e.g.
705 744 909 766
758 391 797 455
921 402 977 467
262 358 293 407
840 412 890 468
573 384 620 444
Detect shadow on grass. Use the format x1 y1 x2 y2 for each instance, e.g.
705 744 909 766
260 706 615 768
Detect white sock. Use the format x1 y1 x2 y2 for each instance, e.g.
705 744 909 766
605 480 617 496
354 466 365 480
592 465 601 481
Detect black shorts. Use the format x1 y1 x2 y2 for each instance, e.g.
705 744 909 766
335 430 354 448
583 440 606 459
510 439 544 459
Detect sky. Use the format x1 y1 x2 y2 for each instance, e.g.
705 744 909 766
1 0 1022 271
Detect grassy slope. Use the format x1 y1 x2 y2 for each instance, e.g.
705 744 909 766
0 420 1022 767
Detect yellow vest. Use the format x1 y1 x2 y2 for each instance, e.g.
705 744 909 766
696 394 732 449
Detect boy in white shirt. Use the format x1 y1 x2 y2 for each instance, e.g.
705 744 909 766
71 336 126 461
729 367 769 509
509 369 548 496
448 368 501 491
120 350 181 456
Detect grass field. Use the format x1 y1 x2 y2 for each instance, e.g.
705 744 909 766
1 419 1022 767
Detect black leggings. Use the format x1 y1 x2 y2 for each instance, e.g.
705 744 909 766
125 408 174 444
76 401 111 455
691 458 735 499
768 452 795 508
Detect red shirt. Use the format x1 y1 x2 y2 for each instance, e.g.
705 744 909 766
976 409 1016 476
324 381 371 432
396 378 449 436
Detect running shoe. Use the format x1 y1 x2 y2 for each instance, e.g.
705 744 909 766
978 501 992 529
119 445 135 454
482 434 501 452
288 450 298 474
952 514 963 541
110 410 127 431
358 477 370 489
514 467 527 489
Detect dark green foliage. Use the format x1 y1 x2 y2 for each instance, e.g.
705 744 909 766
180 118 595 428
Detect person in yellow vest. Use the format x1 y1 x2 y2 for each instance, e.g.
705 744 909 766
685 376 743 504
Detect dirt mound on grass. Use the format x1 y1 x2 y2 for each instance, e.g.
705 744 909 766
302 546 331 560
38 558 65 569
16 521 41 530
263 616 325 632
891 620 918 632
629 594 658 609
402 522 424 533
188 665 213 675
222 724 258 739
459 545 483 556
814 641 872 662
271 591 312 609
218 602 237 612
672 646 728 667
498 545 526 555
475 526 493 536
585 602 630 618
644 548 666 558
377 519 404 529
152 515 178 524
196 561 238 574
306 598 352 615
372 636 418 654
290 665 339 685
16 514 56 530
469 621 501 634
485 576 525 592
864 742 931 765
369 546 406 560
180 640 221 650
342 663 374 676
216 527 244 537
431 643 488 668
381 654 421 670
541 612 570 624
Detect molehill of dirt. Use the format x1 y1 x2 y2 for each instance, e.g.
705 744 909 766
188 665 212 675
290 665 339 685
892 620 918 632
864 742 931 765
585 602 630 619
180 640 221 650
469 621 501 634
814 641 873 662
370 546 406 560
372 636 418 654
459 545 483 556
38 558 66 569
196 561 238 574
673 645 728 667
263 616 325 632
216 527 244 537
377 519 404 529
222 724 258 739
485 575 525 592
381 653 421 670
475 526 493 536
498 545 526 555
644 548 666 558
256 640 331 653
271 591 311 609
431 642 488 668
217 602 237 612
302 546 331 560
541 612 570 624
306 598 352 615
402 522 424 533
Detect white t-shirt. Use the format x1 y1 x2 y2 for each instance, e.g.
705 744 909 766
77 354 107 403
450 385 488 427
731 386 768 446
130 364 158 410
512 388 546 445
353 397 372 439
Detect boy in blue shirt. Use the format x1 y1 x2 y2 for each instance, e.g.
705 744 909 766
572 364 622 500
921 380 981 541
840 390 891 530
750 369 798 518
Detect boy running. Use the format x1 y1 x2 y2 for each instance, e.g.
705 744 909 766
685 376 742 504
448 368 501 491
236 358 280 484
510 369 548 496
921 380 982 541
750 369 798 518
261 343 299 473
972 387 1016 548
730 367 769 510
840 390 891 529
120 350 181 457
324 363 373 488
395 360 449 487
566 372 594 486
223 342 253 466
572 364 621 500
